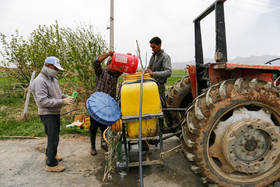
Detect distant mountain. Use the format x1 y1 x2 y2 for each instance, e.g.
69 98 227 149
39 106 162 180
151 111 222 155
172 55 280 70
231 55 280 65
171 61 194 70
2 55 280 69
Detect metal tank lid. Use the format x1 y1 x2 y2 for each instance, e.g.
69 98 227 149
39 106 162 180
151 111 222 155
86 92 121 125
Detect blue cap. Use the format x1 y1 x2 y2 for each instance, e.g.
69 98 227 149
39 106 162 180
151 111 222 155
44 56 64 70
86 92 121 125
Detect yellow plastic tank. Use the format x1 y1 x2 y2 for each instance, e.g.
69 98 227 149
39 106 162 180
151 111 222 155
121 73 162 116
121 72 163 138
127 119 158 138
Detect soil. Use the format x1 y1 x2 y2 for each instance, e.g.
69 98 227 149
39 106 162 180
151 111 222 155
0 134 205 187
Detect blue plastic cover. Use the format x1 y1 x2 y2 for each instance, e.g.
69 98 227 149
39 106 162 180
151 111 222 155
86 92 121 126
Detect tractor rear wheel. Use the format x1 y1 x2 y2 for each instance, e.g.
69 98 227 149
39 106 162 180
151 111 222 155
165 76 193 127
181 78 280 186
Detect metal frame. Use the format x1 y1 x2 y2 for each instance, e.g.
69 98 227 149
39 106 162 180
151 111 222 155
192 0 280 97
194 0 227 96
119 116 183 169
120 118 164 169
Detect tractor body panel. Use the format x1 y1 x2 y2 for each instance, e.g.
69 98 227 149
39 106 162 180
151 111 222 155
189 63 280 100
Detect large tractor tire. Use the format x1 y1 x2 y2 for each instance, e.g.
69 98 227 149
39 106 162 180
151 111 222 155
165 76 193 127
181 78 280 186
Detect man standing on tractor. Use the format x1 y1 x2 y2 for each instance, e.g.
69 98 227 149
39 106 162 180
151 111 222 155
146 36 172 103
90 51 123 156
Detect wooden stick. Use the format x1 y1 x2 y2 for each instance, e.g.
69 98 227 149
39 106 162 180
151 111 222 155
22 70 36 121
136 40 144 69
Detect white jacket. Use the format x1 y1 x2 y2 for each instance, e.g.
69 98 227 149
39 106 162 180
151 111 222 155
31 67 68 115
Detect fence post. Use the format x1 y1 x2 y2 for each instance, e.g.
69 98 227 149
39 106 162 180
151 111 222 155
22 71 36 121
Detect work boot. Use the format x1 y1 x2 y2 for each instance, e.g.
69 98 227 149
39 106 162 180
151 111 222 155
45 155 63 162
91 148 97 156
45 164 65 172
90 132 97 156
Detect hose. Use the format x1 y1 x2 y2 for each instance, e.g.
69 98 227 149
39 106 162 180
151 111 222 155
103 126 122 146
103 127 110 145
102 126 122 182
138 71 145 187
112 118 122 133
60 108 81 116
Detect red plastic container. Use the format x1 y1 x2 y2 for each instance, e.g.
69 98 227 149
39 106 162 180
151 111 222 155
110 53 139 73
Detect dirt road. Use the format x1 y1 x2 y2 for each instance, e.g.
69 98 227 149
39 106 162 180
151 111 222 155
0 134 204 187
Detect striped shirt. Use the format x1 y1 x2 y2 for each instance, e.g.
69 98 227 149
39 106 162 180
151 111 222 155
93 58 122 98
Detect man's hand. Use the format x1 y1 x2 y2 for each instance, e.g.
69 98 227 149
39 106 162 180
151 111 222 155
145 69 154 76
108 51 114 56
99 51 115 62
62 97 75 105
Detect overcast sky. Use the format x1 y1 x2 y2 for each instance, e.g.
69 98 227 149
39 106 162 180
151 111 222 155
0 0 279 63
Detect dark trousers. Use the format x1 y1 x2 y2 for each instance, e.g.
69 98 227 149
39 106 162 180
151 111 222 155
89 116 107 150
158 84 166 104
159 84 174 127
40 114 60 167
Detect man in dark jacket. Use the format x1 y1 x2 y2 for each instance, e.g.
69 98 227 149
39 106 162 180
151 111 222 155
31 56 75 172
146 37 174 128
146 36 172 102
90 51 123 156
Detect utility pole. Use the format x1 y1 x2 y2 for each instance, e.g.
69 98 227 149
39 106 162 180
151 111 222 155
110 0 114 50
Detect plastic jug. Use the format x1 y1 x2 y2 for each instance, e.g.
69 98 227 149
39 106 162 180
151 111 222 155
110 53 139 73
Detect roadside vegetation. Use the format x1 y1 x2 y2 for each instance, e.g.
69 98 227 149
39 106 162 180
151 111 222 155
0 21 107 100
0 69 186 137
0 22 188 138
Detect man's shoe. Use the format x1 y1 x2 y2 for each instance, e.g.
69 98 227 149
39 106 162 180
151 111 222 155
45 164 65 172
91 149 97 156
45 155 63 162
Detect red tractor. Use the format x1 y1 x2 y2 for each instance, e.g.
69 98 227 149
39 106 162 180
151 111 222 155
166 0 280 186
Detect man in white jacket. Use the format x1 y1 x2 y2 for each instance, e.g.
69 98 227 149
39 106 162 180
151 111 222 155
31 56 74 172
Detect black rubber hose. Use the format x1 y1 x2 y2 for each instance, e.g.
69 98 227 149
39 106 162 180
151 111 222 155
138 71 145 187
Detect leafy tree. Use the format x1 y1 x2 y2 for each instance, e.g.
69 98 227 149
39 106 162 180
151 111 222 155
0 30 30 84
0 22 107 97
62 23 107 93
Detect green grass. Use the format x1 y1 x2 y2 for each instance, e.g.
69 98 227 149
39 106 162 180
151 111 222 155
0 70 90 137
0 116 45 137
0 115 89 137
166 69 188 86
